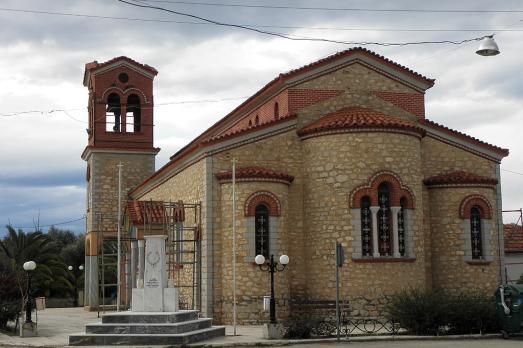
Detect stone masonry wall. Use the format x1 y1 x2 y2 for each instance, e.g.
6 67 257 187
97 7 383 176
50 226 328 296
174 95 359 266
87 152 155 249
216 181 290 324
428 187 501 292
210 131 304 324
421 137 501 294
138 159 206 312
302 131 426 317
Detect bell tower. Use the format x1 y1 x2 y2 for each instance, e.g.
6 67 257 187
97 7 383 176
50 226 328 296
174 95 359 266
81 57 160 310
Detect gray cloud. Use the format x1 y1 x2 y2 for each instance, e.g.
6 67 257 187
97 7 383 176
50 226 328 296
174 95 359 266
1 0 522 232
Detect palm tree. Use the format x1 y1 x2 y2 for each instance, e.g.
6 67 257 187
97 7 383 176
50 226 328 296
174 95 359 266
0 226 71 314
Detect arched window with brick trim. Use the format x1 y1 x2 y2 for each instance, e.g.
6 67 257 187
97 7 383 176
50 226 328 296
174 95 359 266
274 102 279 119
377 182 392 256
126 94 141 133
244 191 281 261
470 206 483 259
349 171 415 259
255 204 270 258
360 196 372 256
459 195 493 262
106 93 121 132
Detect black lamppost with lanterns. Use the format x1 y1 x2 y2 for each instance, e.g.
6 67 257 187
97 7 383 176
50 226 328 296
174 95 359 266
254 254 289 324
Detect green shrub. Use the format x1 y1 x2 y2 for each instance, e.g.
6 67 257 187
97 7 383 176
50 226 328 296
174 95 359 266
386 288 449 335
446 292 500 334
386 288 499 335
284 314 325 339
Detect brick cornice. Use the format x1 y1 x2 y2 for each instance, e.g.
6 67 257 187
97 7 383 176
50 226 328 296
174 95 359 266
424 171 498 188
216 166 294 185
297 106 425 139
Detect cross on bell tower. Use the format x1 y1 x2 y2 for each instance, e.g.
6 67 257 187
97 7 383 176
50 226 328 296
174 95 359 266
81 57 160 310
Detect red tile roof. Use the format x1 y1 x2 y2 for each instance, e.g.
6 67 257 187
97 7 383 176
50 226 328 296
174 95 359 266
85 56 158 76
215 166 294 185
203 113 297 144
126 200 165 225
279 47 434 86
421 119 509 157
504 223 523 253
297 106 425 138
423 171 498 186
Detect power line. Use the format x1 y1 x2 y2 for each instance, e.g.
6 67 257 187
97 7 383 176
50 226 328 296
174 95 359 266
8 216 86 230
1 7 521 33
0 96 249 119
142 0 523 14
117 0 494 46
501 168 523 176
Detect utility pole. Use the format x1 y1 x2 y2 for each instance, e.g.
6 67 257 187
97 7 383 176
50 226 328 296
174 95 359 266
116 162 123 312
232 158 237 335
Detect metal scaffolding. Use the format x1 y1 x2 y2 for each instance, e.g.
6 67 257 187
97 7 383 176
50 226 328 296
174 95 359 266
92 201 202 314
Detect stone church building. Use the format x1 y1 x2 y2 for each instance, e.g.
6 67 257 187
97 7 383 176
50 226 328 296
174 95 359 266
82 48 509 324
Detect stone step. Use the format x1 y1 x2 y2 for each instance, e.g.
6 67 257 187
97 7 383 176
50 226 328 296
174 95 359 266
69 326 226 346
101 310 199 324
85 318 212 334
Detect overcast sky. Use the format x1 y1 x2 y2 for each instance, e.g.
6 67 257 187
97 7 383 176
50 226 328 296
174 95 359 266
1 0 522 234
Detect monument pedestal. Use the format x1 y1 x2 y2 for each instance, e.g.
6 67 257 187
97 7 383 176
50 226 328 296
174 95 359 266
70 234 225 346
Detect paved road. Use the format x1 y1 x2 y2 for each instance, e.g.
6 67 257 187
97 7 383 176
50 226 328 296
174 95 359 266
282 338 523 348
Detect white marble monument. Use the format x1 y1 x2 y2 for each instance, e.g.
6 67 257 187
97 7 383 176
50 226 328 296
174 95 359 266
131 235 179 312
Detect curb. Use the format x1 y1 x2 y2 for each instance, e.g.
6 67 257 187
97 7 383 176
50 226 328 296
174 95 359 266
186 333 504 347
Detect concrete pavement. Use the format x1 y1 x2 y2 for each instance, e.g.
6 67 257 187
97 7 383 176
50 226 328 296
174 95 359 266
0 307 519 347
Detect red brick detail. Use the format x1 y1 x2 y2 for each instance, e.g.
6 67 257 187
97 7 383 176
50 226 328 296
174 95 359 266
350 171 414 208
84 56 156 151
459 195 492 219
504 223 523 253
421 119 509 157
372 91 425 118
216 166 294 185
84 56 158 77
424 171 498 187
245 191 281 217
126 200 167 225
297 107 425 138
288 88 344 113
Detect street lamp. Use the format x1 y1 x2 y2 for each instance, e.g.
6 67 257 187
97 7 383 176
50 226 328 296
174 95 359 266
476 35 500 56
22 261 36 323
68 265 84 307
254 254 289 324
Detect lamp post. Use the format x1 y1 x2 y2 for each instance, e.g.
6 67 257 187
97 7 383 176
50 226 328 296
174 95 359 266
254 254 289 323
22 261 36 323
68 265 84 307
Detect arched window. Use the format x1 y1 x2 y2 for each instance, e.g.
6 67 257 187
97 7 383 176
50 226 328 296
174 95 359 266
398 197 407 256
377 182 391 256
255 204 270 258
470 206 483 259
126 94 141 133
274 102 279 119
360 196 372 256
248 120 252 127
255 115 260 126
106 93 121 132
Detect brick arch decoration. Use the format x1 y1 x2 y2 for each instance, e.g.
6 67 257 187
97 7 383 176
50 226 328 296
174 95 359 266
245 191 281 217
459 194 492 219
350 171 415 208
100 86 150 104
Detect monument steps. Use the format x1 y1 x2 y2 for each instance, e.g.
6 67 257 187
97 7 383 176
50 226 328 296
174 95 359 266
69 326 226 346
85 318 213 334
101 310 199 324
